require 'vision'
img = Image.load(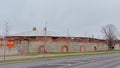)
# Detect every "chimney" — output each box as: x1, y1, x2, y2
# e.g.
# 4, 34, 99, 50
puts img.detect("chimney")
33, 27, 37, 31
